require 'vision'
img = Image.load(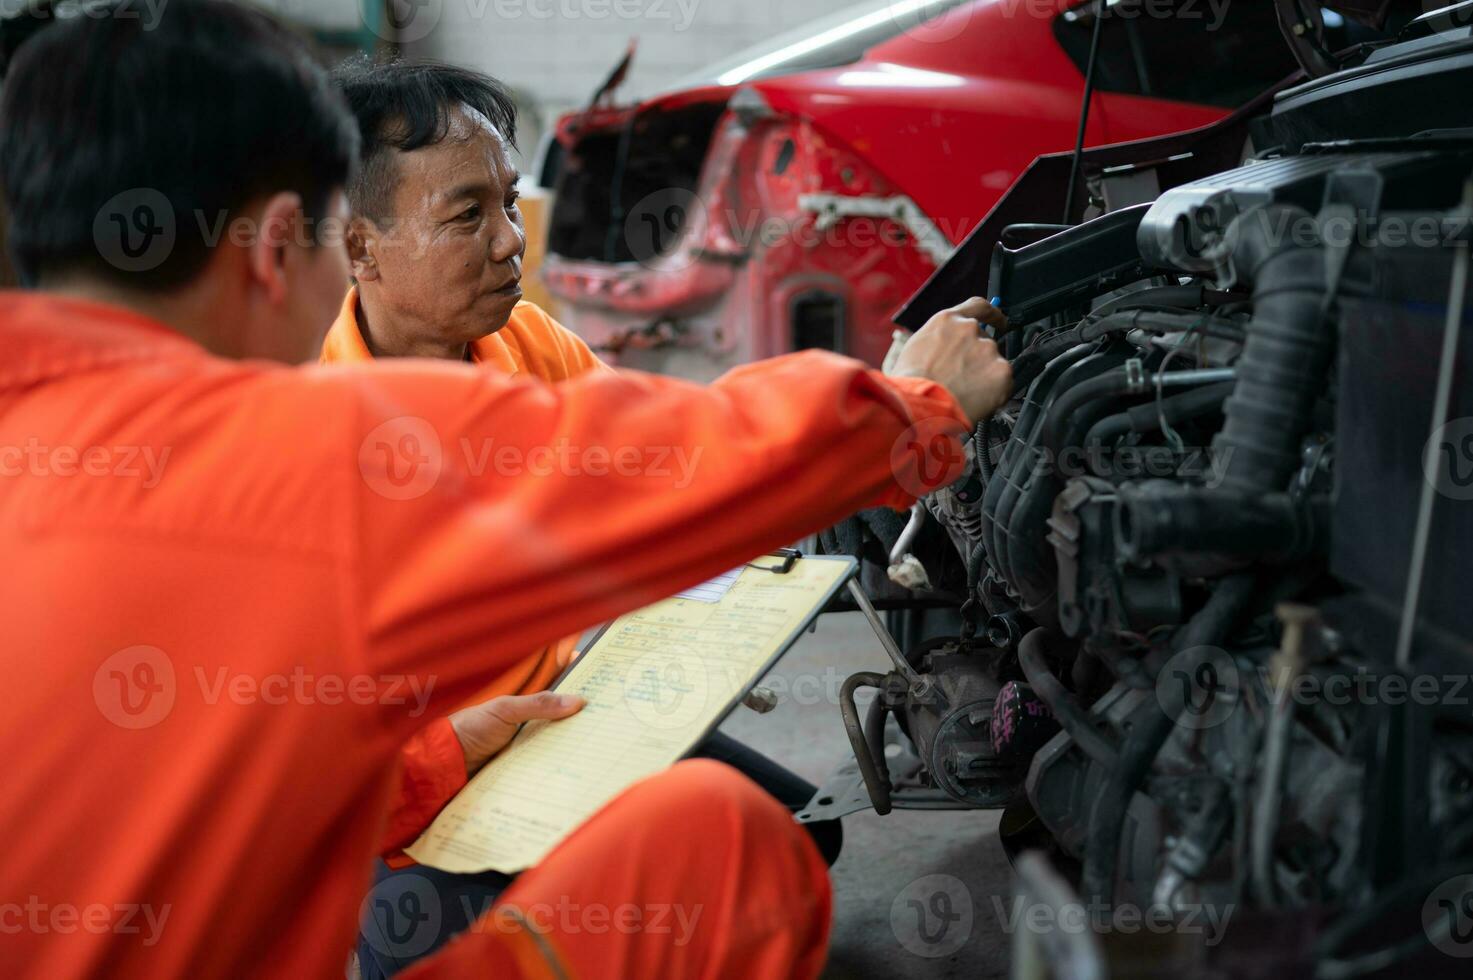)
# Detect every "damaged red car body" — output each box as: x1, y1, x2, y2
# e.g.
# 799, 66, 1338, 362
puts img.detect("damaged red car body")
538, 0, 1286, 376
